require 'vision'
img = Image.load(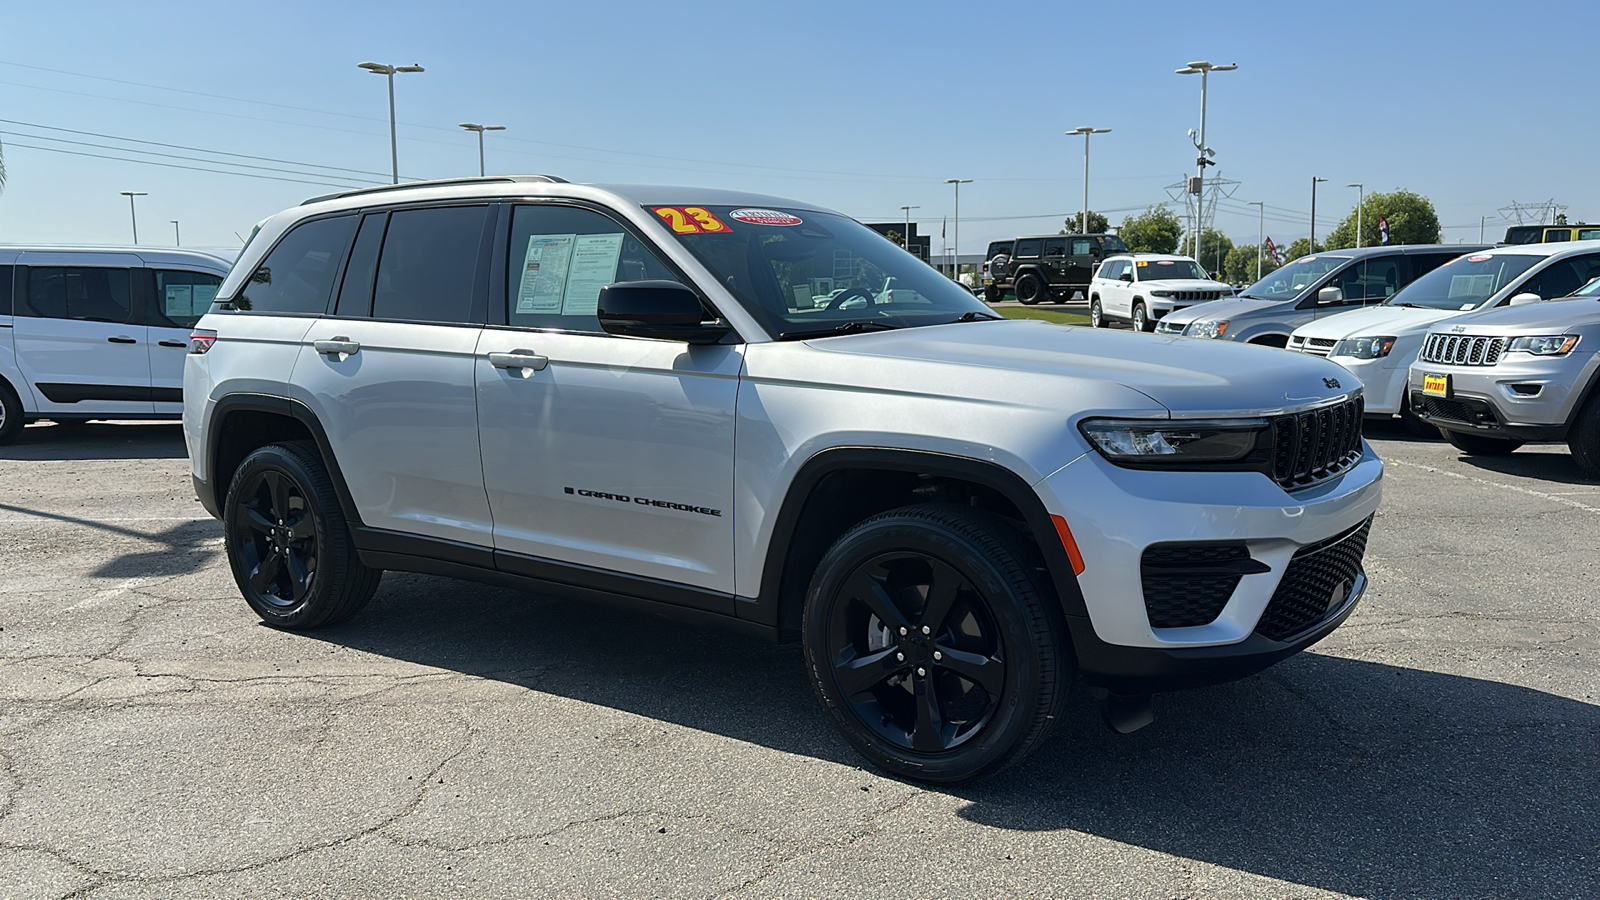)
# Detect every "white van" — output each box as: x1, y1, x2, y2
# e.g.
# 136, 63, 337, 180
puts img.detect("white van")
0, 245, 234, 442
